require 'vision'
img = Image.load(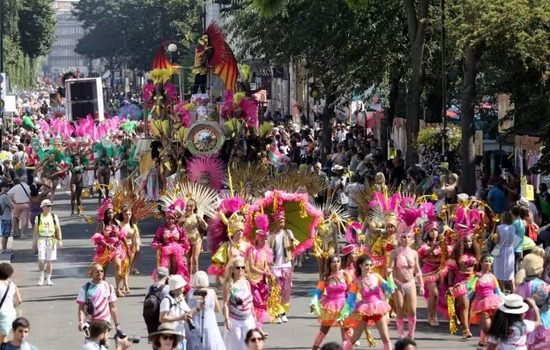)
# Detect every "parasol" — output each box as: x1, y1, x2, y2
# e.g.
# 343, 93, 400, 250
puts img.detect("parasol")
244, 190, 321, 256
